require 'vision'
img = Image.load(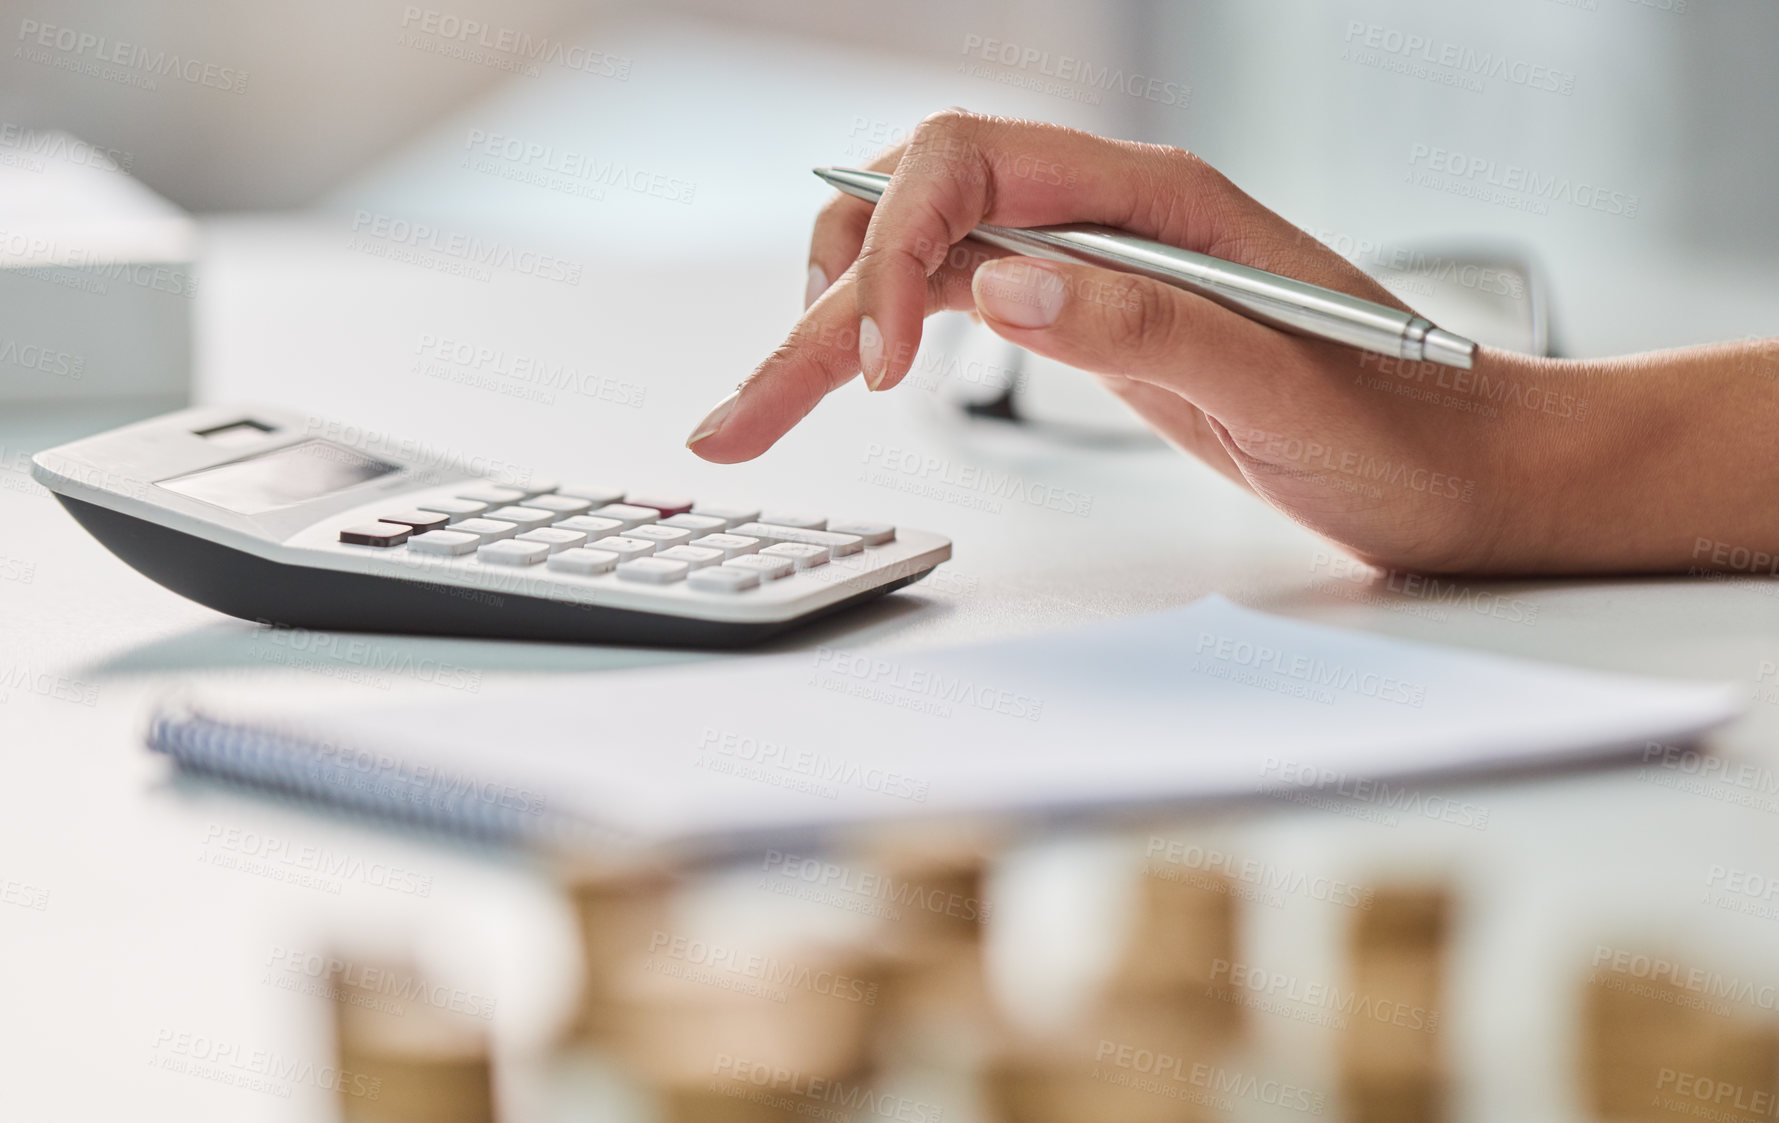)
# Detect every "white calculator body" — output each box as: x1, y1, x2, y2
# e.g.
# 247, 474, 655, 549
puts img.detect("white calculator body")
32, 405, 951, 647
